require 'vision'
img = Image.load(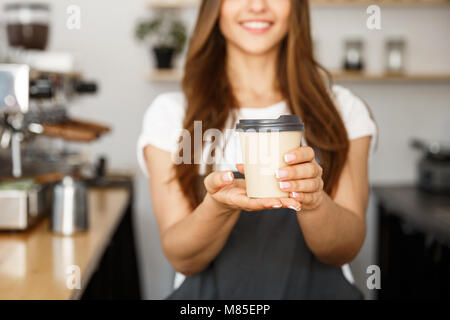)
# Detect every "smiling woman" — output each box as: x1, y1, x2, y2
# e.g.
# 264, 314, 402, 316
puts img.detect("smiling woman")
137, 0, 377, 300
220, 0, 290, 51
